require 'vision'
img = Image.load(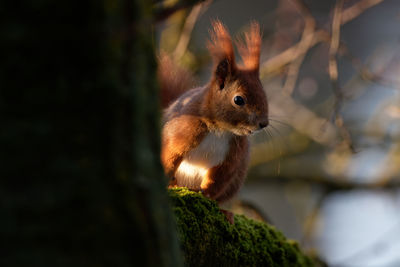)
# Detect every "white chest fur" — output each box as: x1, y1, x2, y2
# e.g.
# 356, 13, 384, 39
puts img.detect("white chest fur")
175, 131, 232, 190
